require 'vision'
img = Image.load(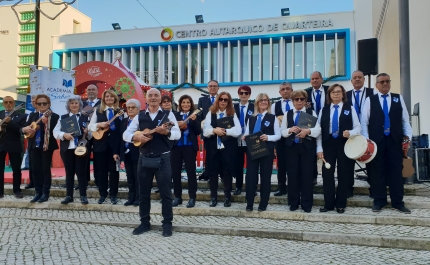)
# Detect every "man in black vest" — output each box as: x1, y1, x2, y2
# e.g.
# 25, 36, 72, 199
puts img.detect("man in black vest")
270, 82, 294, 196
361, 73, 412, 214
198, 80, 219, 181
123, 88, 180, 237
346, 70, 377, 198
233, 85, 254, 195
0, 96, 26, 198
305, 71, 329, 185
